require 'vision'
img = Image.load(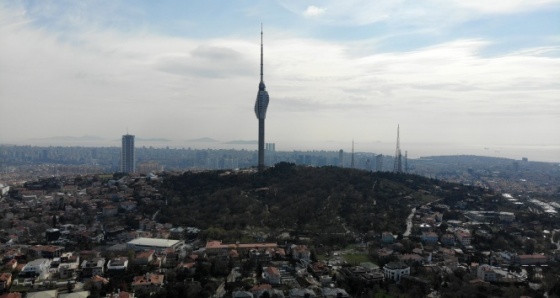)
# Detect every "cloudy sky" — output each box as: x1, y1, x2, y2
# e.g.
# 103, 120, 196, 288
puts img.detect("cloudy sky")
1, 0, 559, 161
